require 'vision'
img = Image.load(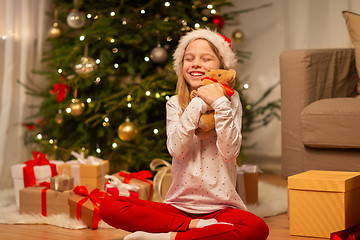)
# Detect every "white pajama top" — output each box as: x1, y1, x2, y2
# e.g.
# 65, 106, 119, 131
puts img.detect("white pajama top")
164, 91, 247, 214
